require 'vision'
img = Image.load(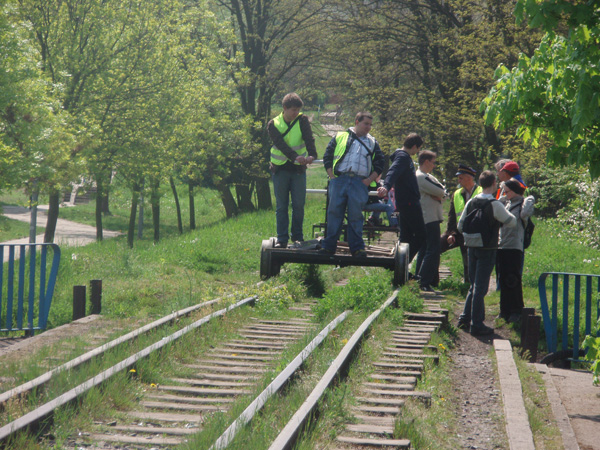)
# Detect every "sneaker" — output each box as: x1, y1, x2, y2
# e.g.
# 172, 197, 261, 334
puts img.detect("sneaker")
352, 249, 368, 258
317, 247, 335, 255
274, 241, 288, 249
470, 325, 494, 336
